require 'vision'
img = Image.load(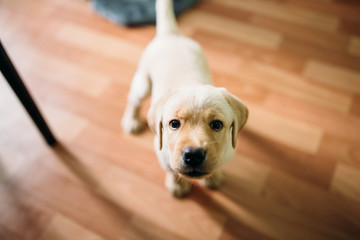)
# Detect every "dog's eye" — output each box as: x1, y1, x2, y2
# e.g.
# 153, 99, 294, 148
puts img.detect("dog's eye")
210, 120, 223, 131
169, 120, 181, 130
